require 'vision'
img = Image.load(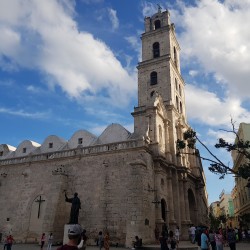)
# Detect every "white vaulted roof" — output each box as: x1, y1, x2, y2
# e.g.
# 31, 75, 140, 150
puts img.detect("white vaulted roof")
14, 140, 41, 157
39, 135, 66, 153
68, 130, 97, 148
94, 123, 131, 145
